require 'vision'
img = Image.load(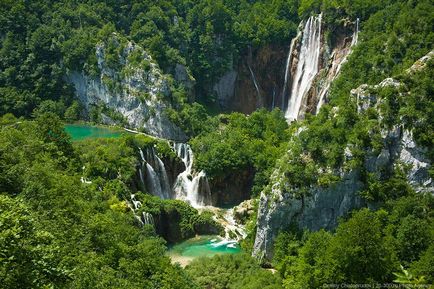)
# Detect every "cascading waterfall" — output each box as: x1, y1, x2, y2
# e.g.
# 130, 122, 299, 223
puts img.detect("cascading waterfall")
142, 212, 154, 226
172, 143, 211, 208
129, 194, 154, 226
138, 147, 171, 199
285, 14, 322, 122
315, 17, 360, 113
